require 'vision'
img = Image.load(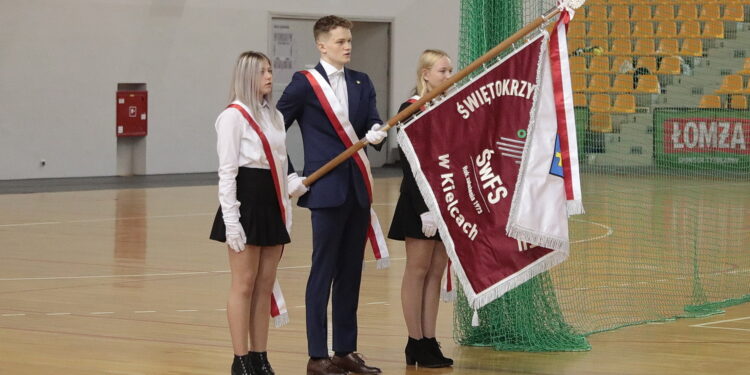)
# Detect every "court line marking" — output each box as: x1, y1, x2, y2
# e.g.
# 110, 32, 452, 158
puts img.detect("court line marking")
0, 219, 614, 283
571, 268, 750, 292
1, 303, 392, 319
3, 179, 741, 227
569, 218, 613, 244
0, 257, 408, 282
690, 326, 750, 333
691, 316, 750, 328
0, 213, 213, 228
